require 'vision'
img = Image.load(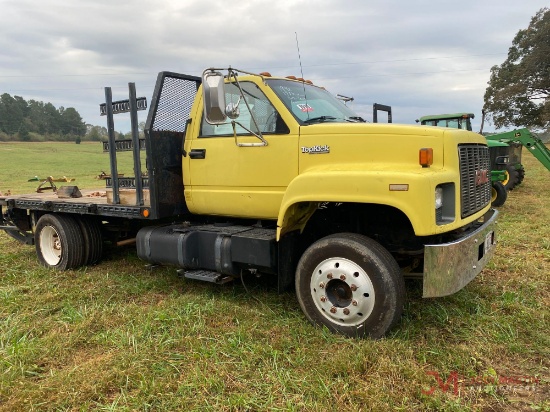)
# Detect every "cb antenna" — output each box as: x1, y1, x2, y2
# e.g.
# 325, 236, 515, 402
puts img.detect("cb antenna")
295, 32, 310, 119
